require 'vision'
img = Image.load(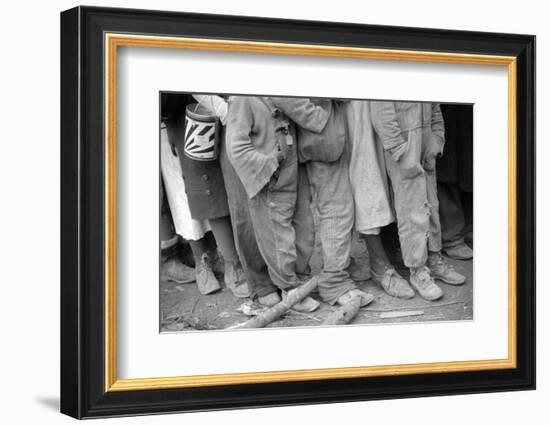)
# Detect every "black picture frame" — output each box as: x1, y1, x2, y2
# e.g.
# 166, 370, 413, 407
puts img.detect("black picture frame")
60, 5, 536, 419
